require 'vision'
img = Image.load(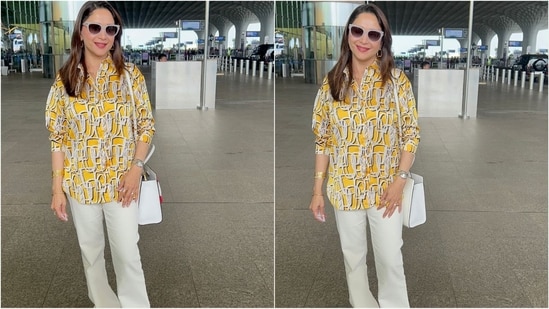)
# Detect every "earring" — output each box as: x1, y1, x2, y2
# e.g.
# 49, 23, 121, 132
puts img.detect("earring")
376, 49, 382, 58
80, 41, 84, 48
